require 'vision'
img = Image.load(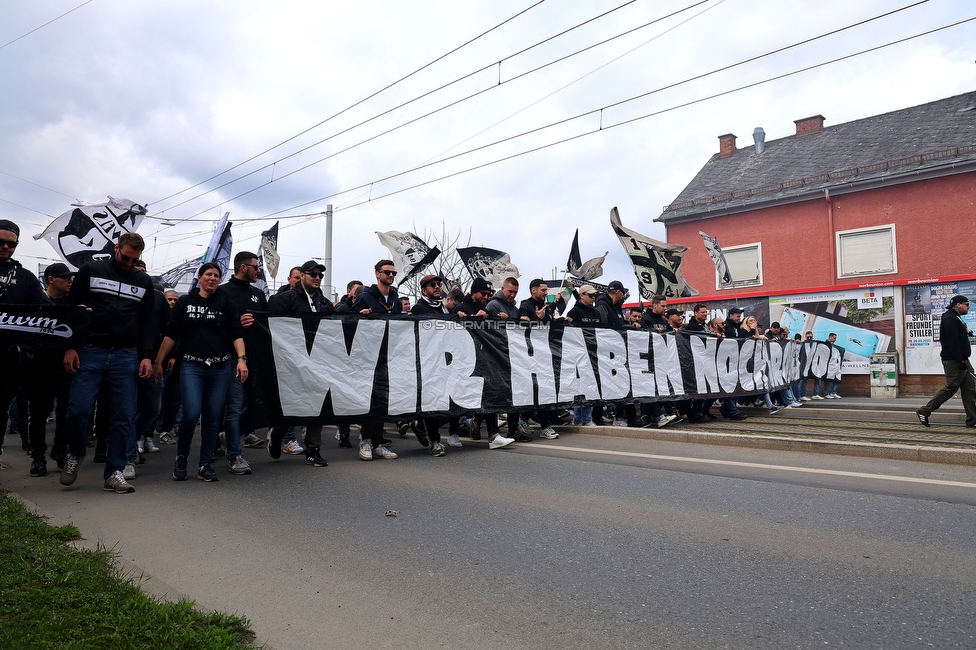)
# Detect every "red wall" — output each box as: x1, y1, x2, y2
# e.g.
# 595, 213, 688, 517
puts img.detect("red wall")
664, 172, 976, 297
